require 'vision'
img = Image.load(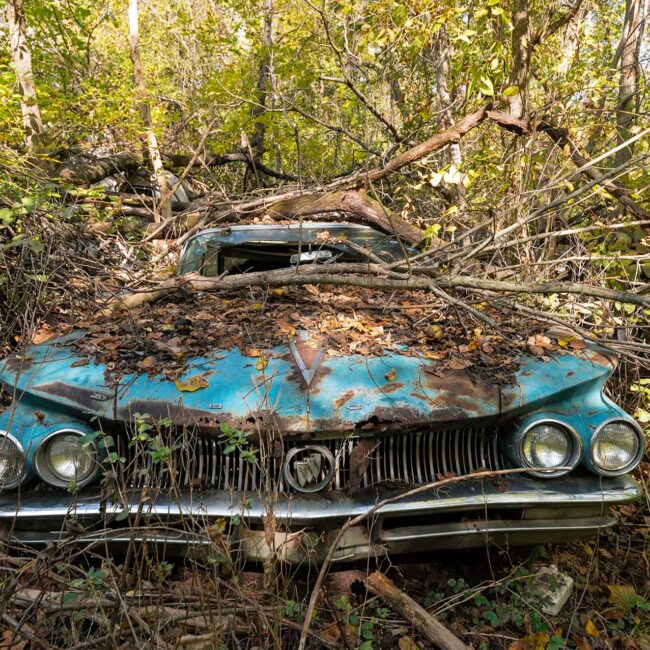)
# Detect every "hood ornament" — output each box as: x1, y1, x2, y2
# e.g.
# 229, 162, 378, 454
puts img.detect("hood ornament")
289, 331, 325, 387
